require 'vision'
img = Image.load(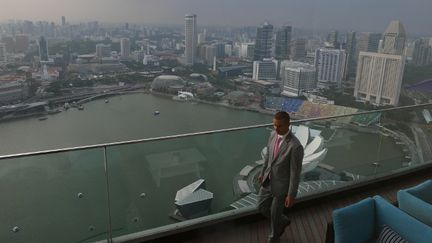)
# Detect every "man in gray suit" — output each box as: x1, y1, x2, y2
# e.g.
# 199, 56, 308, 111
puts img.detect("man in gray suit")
258, 111, 304, 243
